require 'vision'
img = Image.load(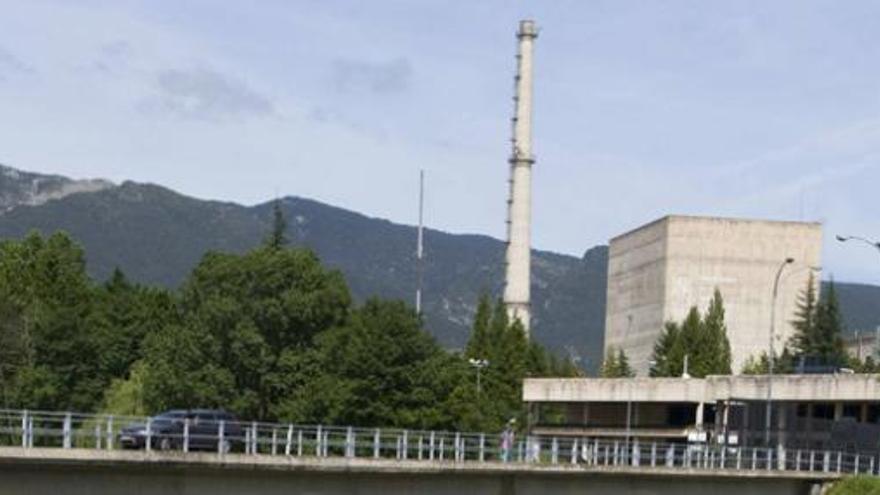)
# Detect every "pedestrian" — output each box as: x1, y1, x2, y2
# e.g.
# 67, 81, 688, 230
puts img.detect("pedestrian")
501, 418, 516, 462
